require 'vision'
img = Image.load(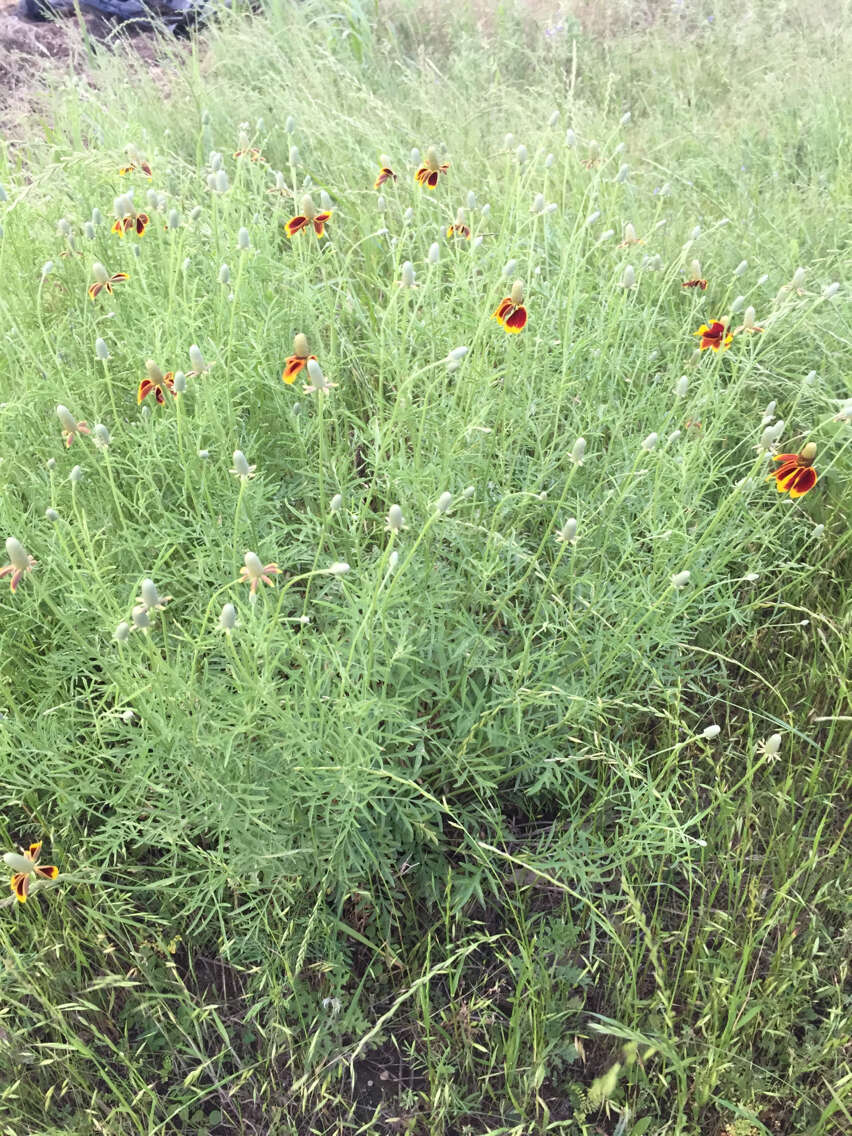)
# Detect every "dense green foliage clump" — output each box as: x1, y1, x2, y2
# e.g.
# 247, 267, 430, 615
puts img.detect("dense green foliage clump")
0, 1, 849, 1132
